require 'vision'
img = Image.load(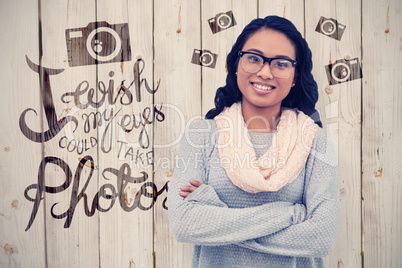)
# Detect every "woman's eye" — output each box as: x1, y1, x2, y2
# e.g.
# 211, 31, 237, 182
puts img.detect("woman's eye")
274, 60, 290, 68
247, 55, 262, 63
